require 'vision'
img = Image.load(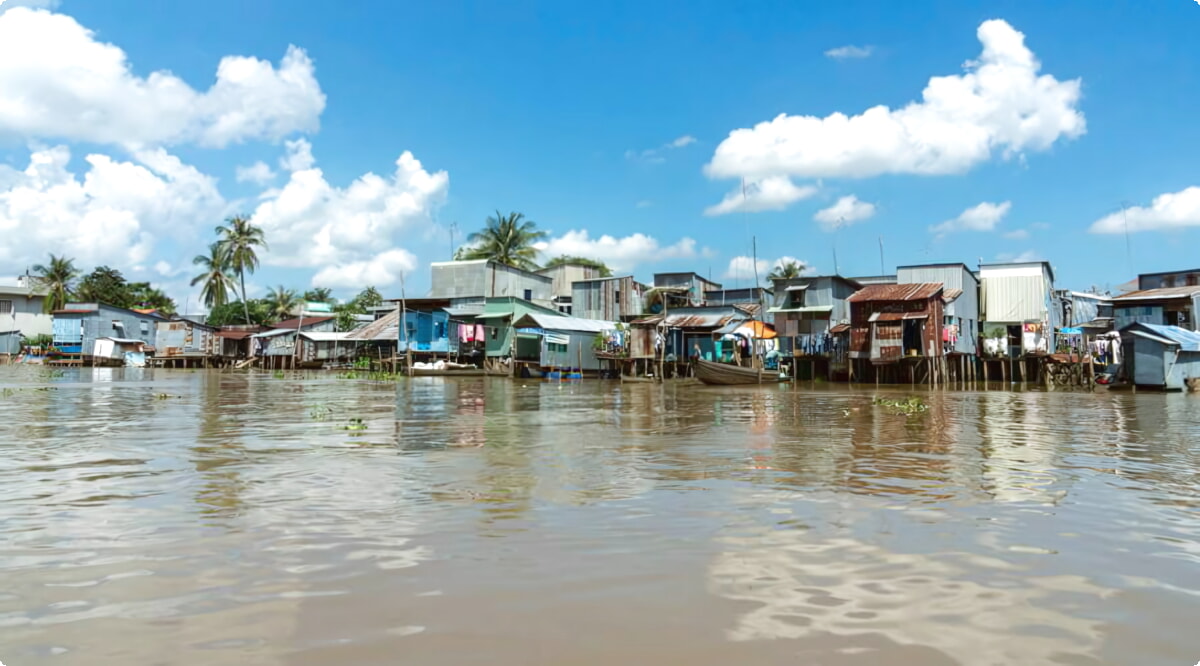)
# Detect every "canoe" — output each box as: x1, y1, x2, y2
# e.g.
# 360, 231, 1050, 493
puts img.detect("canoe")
694, 359, 781, 386
409, 367, 486, 377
